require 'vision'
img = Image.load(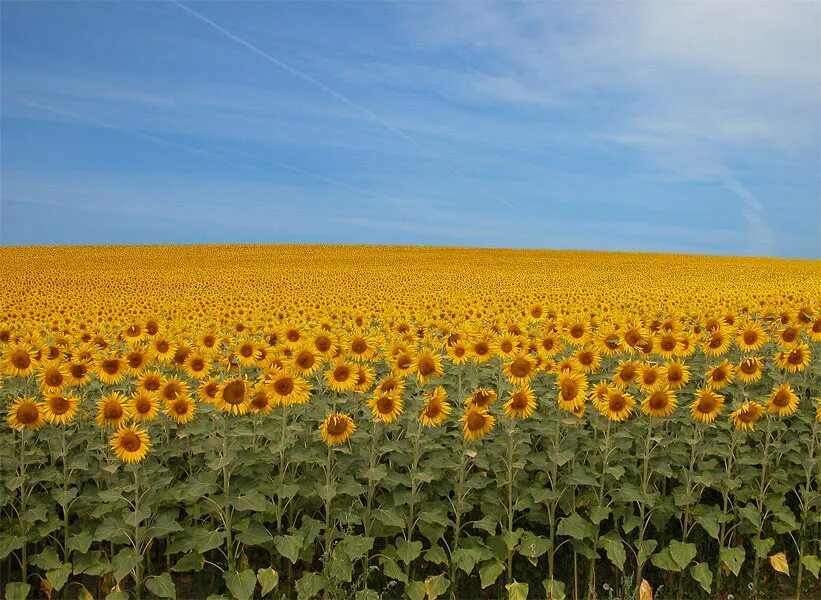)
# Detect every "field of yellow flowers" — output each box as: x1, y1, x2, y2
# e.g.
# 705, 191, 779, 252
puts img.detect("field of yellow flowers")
1, 245, 820, 600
